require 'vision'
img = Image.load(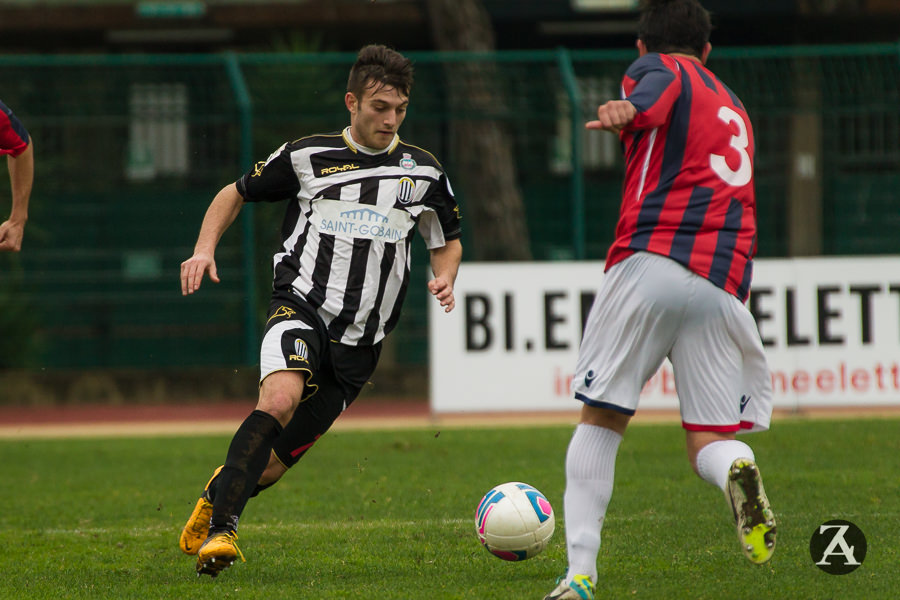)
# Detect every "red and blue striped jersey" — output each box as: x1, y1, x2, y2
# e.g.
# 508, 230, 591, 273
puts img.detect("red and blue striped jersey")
605, 52, 758, 302
0, 100, 29, 157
